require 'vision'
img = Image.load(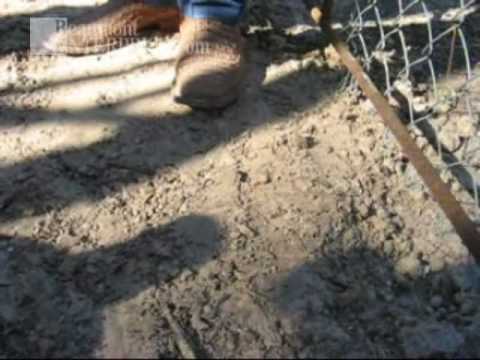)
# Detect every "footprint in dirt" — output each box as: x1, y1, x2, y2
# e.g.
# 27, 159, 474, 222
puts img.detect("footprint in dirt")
0, 214, 222, 358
